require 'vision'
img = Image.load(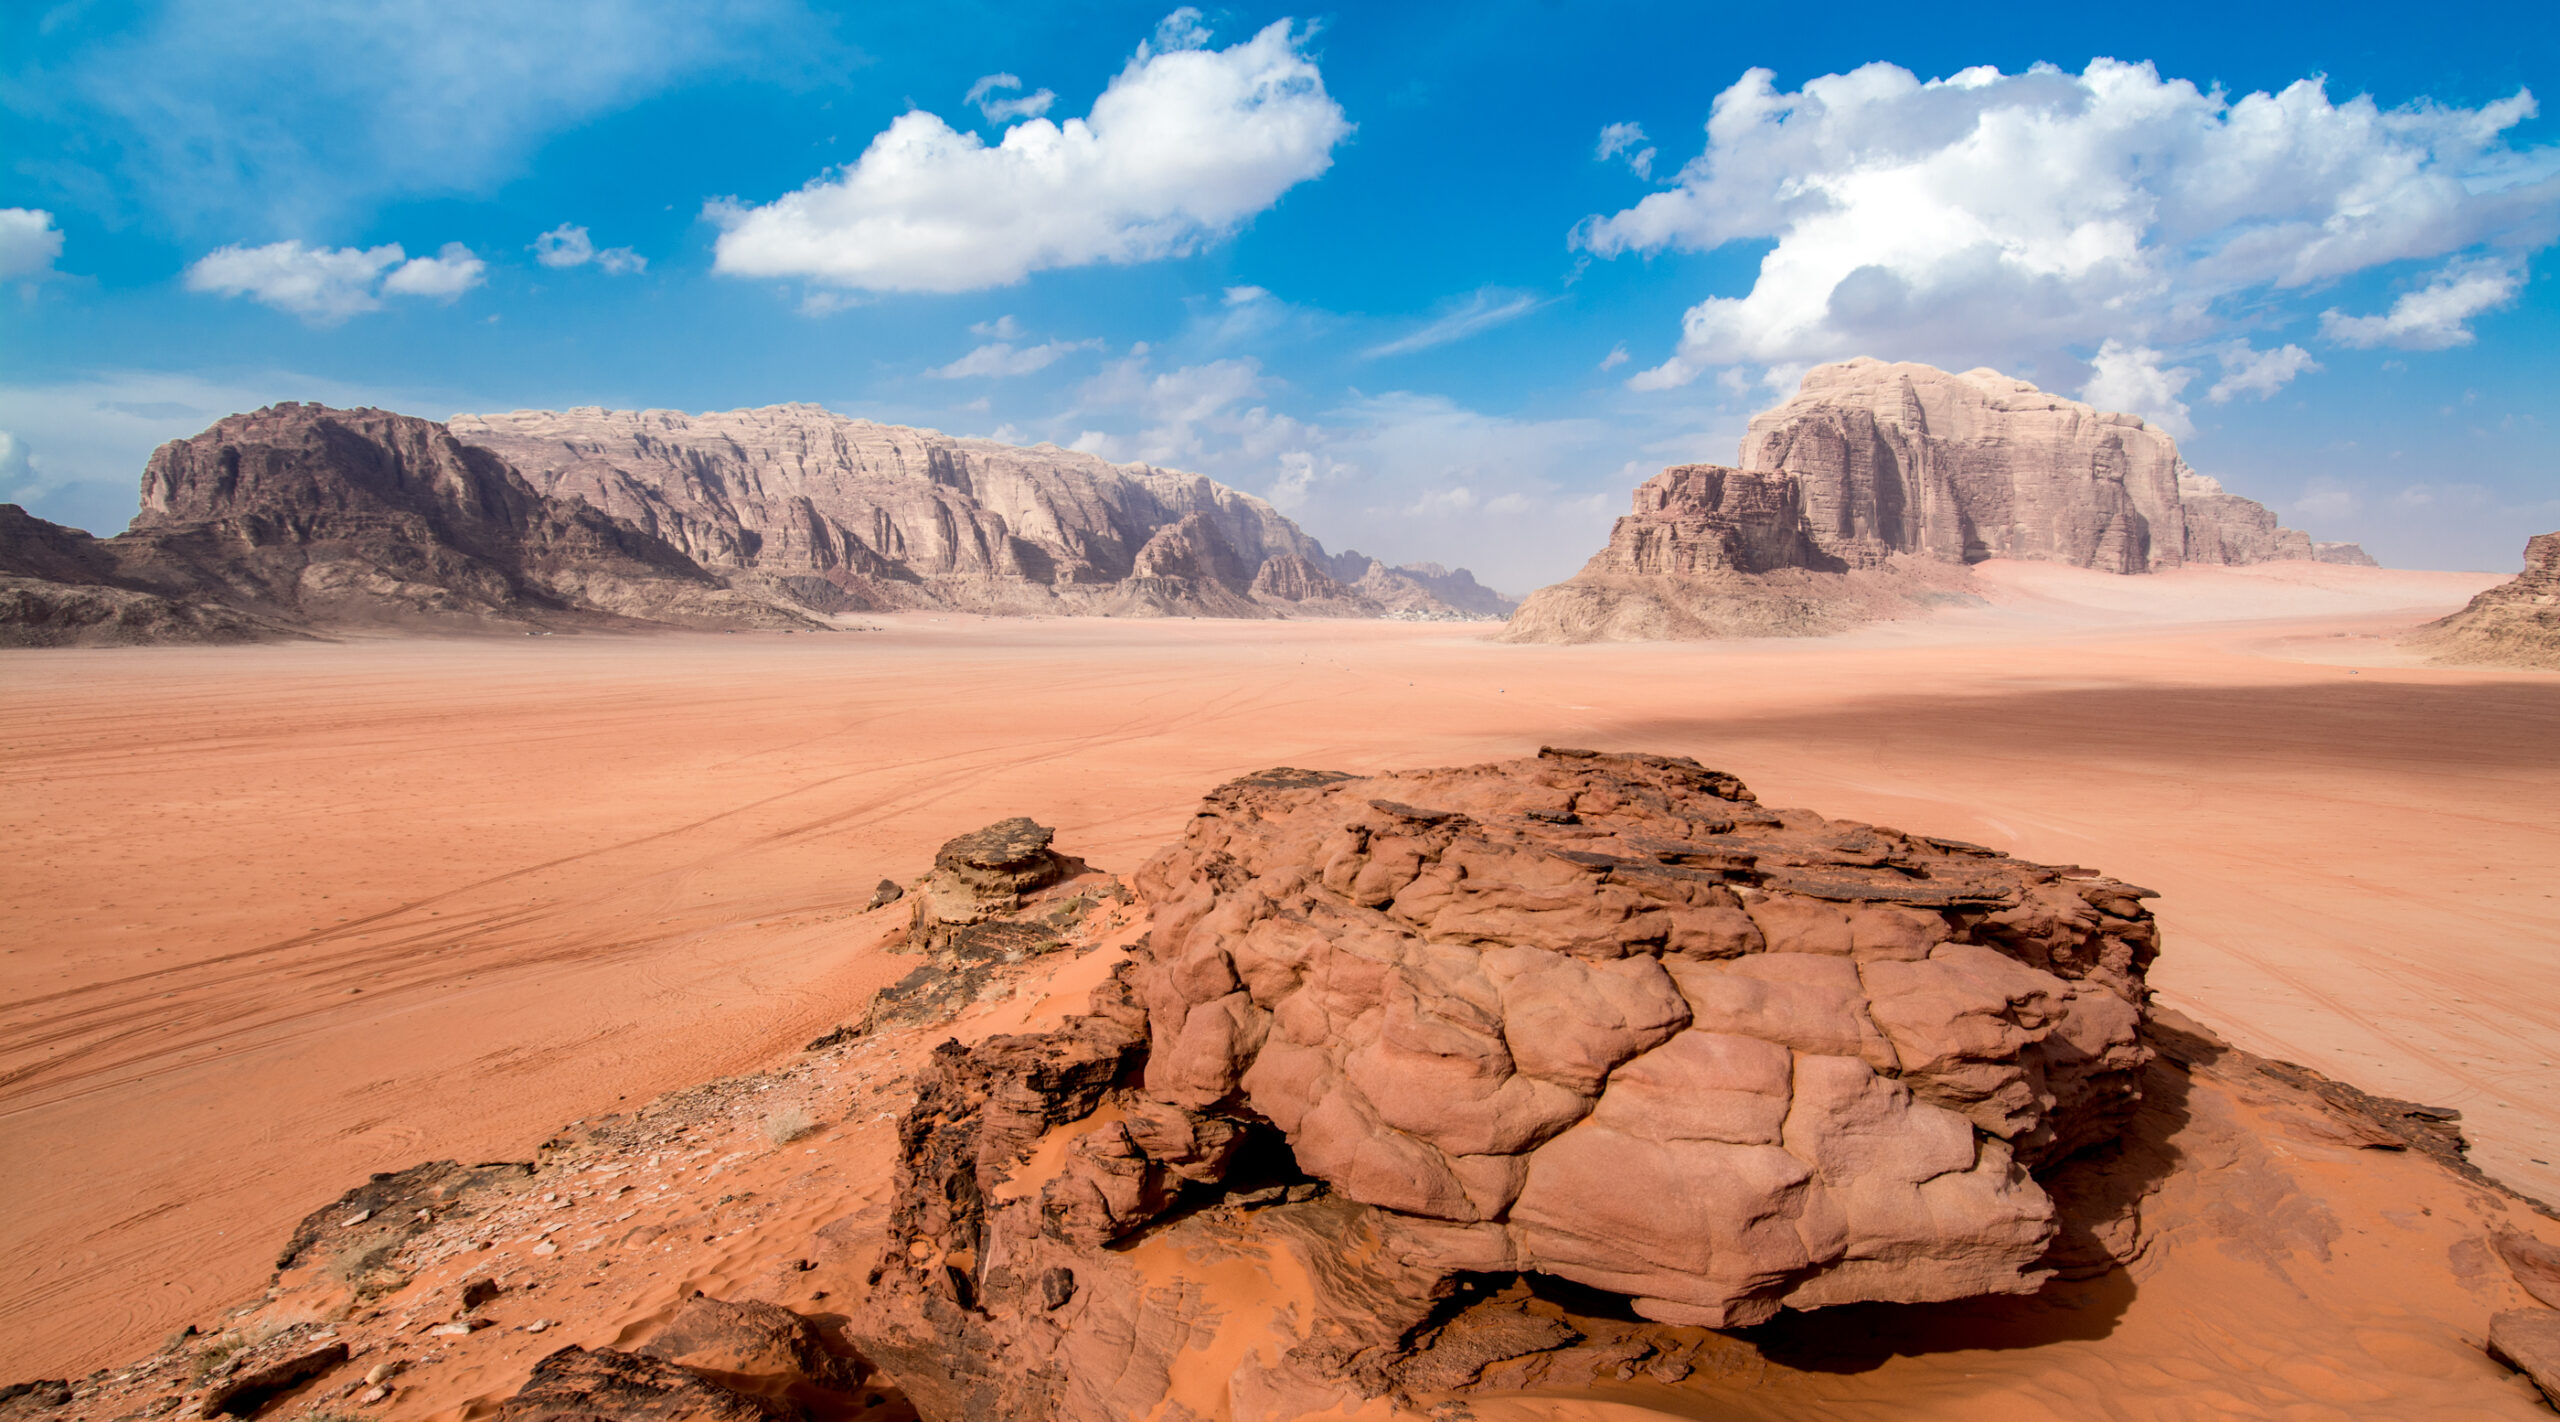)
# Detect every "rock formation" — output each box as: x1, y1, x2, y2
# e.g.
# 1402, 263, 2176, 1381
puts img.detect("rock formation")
1508, 359, 2372, 642
2405, 531, 2560, 669
448, 404, 1511, 620
34, 755, 2560, 1422
849, 750, 2161, 1416
0, 405, 812, 646
1, 403, 1511, 646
